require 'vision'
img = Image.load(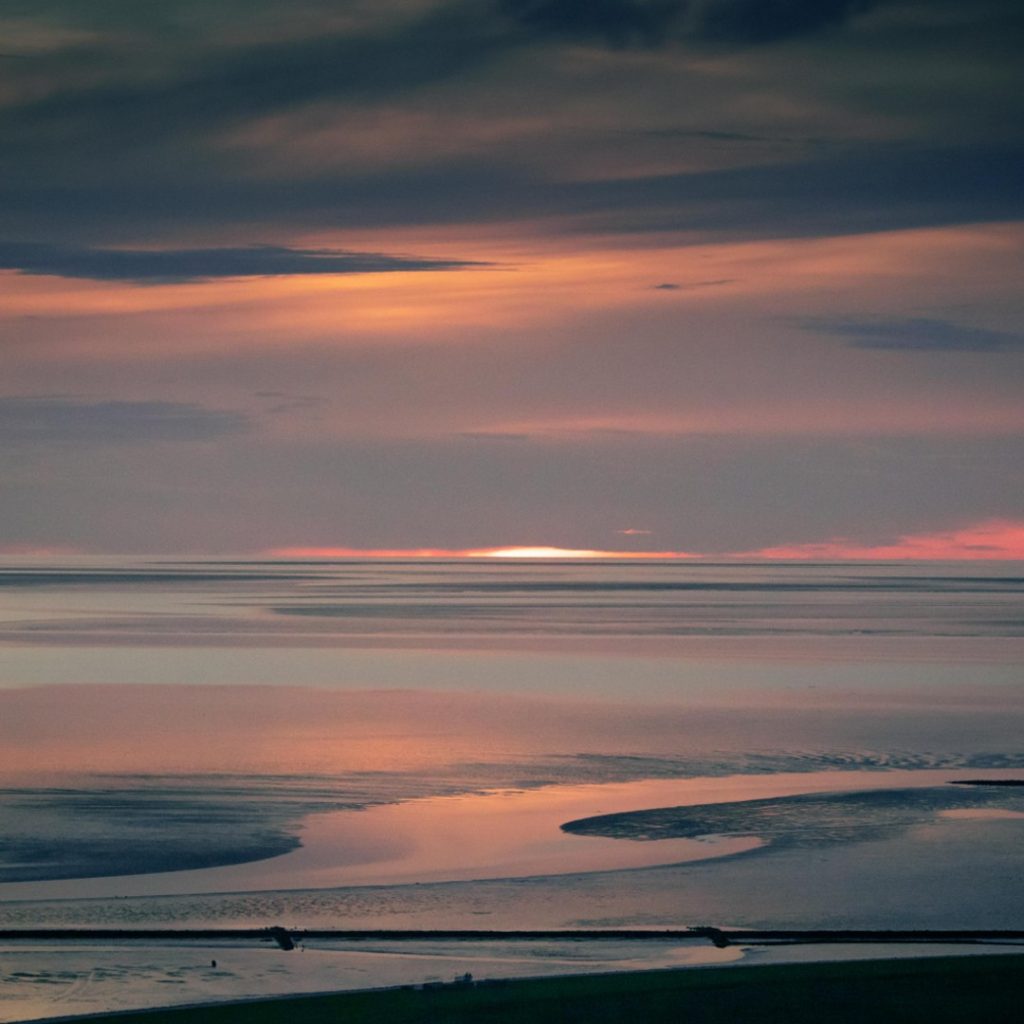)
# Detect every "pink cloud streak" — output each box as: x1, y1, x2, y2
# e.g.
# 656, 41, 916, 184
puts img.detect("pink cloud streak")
742, 519, 1024, 561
